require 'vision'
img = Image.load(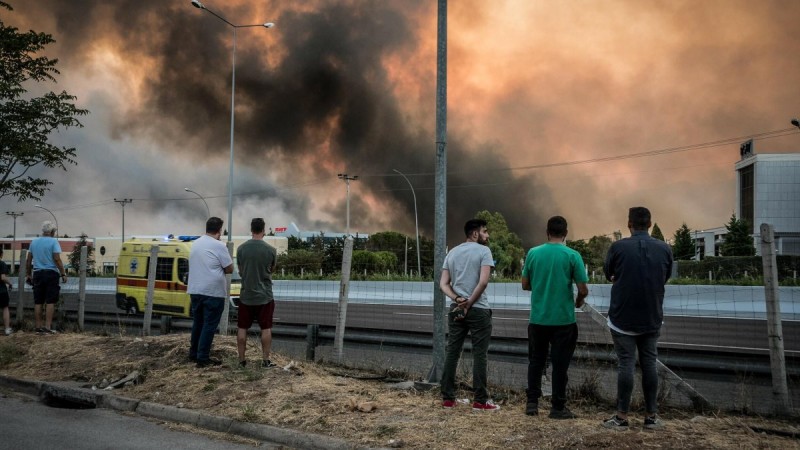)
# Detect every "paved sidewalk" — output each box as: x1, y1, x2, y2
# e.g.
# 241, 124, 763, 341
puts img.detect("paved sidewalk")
0, 375, 379, 450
